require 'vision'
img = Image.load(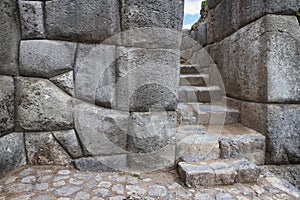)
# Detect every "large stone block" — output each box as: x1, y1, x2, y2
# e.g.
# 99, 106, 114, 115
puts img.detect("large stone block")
0, 76, 15, 135
20, 40, 77, 78
0, 0, 20, 75
0, 133, 26, 178
121, 0, 184, 31
17, 77, 74, 131
212, 15, 300, 102
266, 104, 300, 164
127, 112, 177, 153
45, 0, 120, 43
74, 44, 117, 108
74, 102, 129, 156
207, 0, 222, 9
212, 0, 299, 42
127, 144, 175, 172
19, 1, 45, 39
115, 47, 180, 112
50, 71, 74, 97
241, 101, 300, 164
25, 132, 73, 166
74, 155, 126, 172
